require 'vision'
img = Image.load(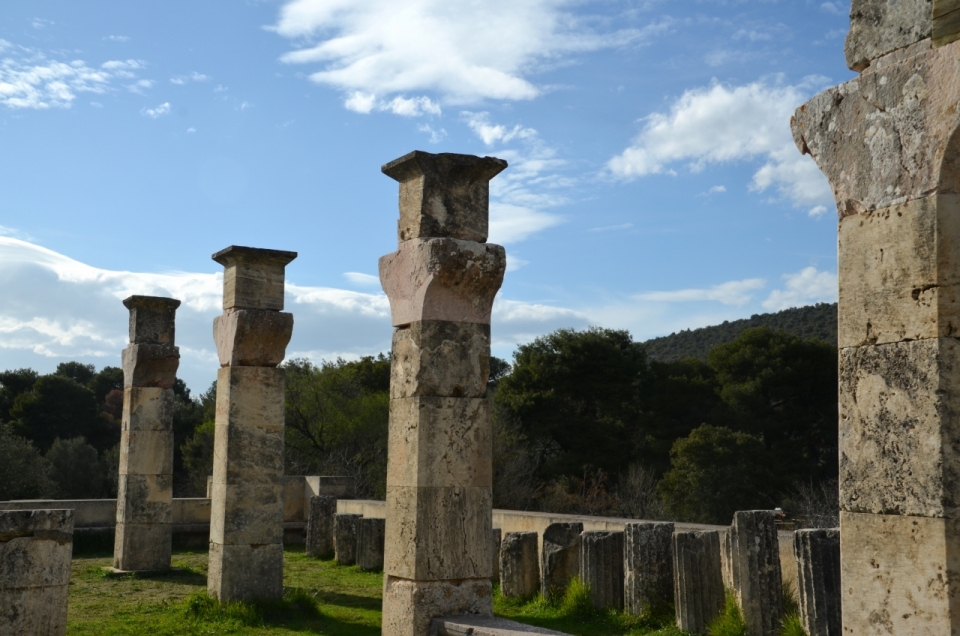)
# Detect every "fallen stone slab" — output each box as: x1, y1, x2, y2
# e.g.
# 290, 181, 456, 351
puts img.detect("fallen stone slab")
430, 615, 572, 635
